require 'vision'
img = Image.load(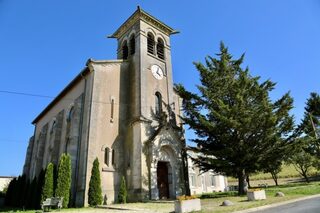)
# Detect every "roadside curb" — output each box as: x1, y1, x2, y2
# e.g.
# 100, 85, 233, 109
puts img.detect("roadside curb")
234, 194, 320, 213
